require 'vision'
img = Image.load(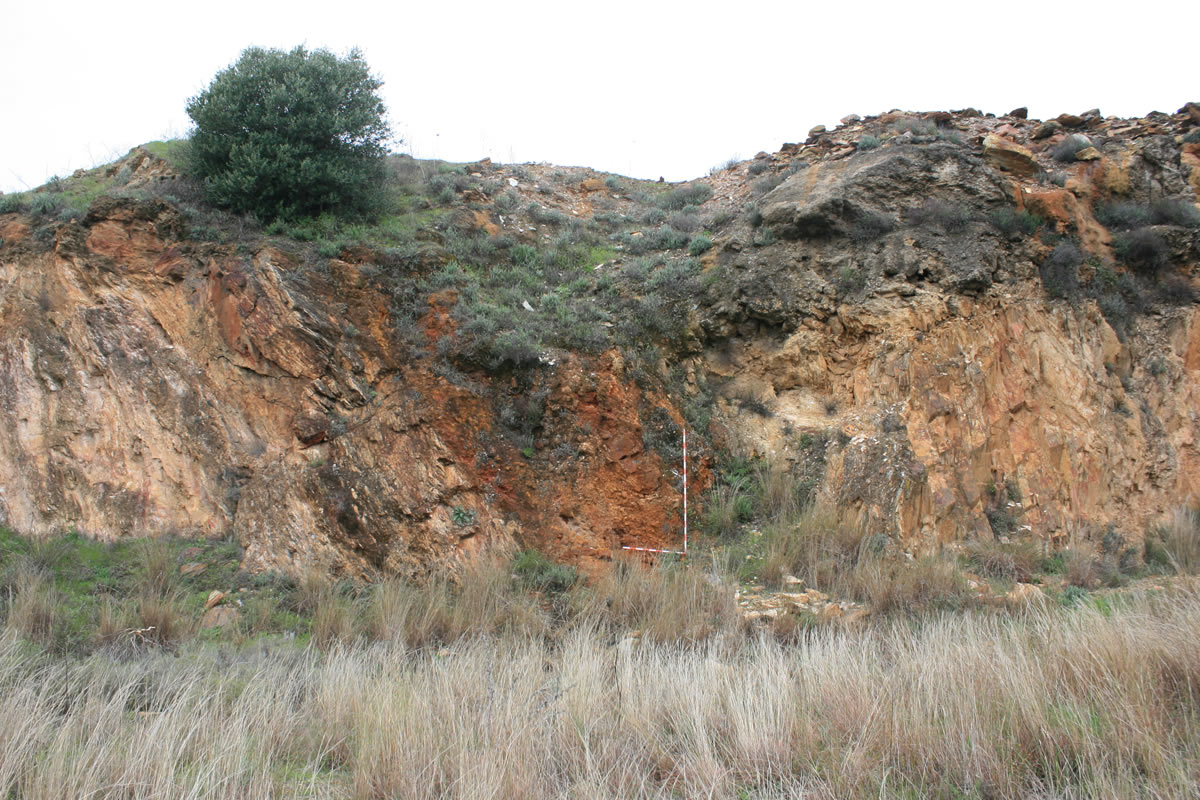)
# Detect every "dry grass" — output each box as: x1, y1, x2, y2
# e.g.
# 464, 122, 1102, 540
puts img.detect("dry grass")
137, 536, 176, 597
1161, 505, 1200, 573
0, 585, 1196, 798
578, 554, 742, 643
3, 568, 67, 650
965, 536, 1040, 582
